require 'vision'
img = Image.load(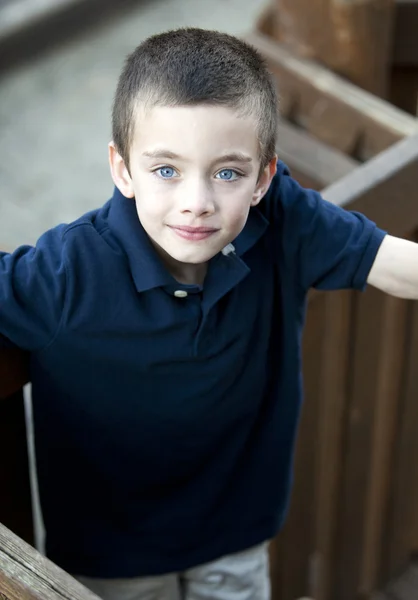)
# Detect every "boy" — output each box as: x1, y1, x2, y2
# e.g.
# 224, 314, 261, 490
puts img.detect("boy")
1, 27, 417, 600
